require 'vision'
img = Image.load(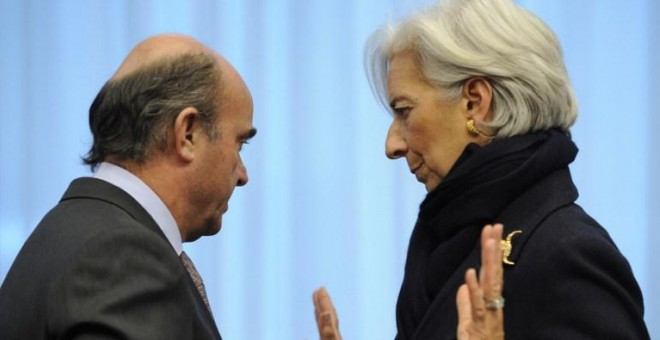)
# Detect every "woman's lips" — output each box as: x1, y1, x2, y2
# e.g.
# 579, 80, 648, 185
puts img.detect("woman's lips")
411, 165, 425, 183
